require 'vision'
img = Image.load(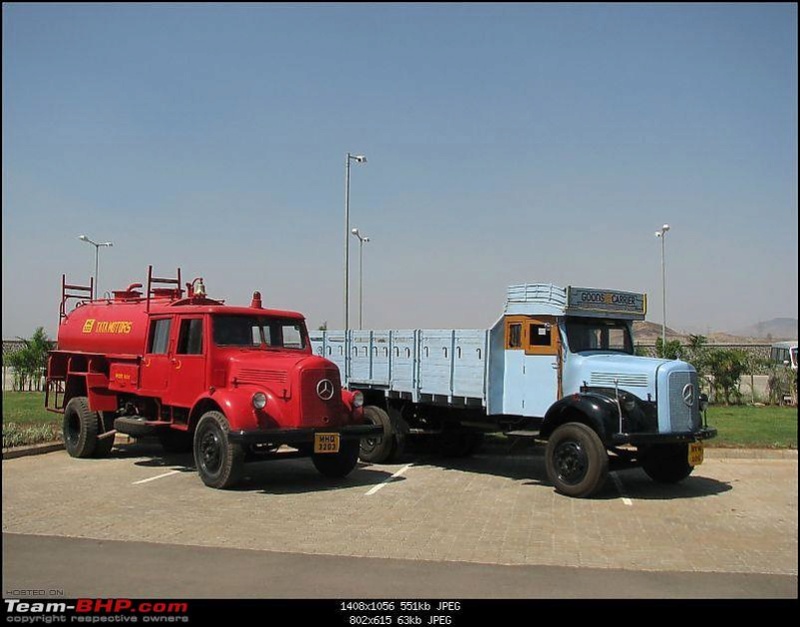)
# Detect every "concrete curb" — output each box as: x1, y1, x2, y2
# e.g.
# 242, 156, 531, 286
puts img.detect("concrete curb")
2, 441, 64, 459
705, 447, 797, 460
2, 434, 132, 460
